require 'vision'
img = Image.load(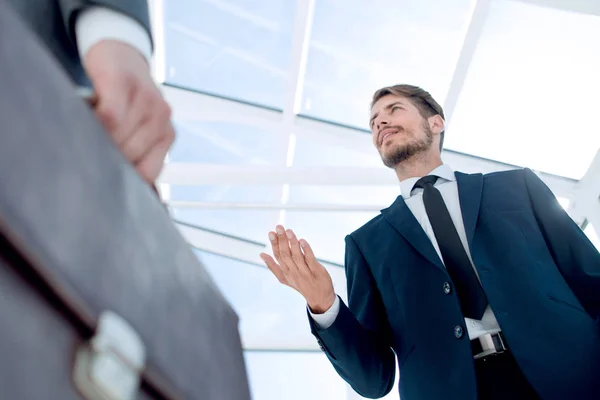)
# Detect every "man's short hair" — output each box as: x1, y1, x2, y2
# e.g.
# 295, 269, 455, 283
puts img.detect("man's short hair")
371, 84, 445, 151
